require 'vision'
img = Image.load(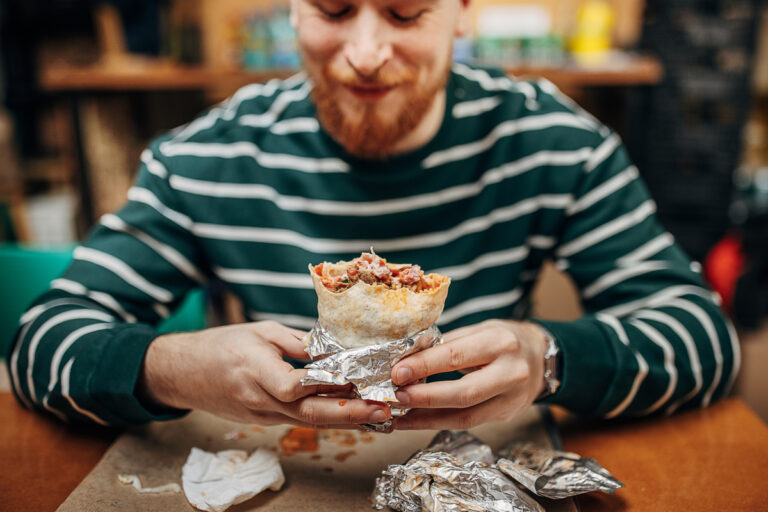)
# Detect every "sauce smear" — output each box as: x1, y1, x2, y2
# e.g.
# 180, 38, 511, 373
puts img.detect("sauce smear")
280, 427, 319, 456
335, 450, 357, 462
